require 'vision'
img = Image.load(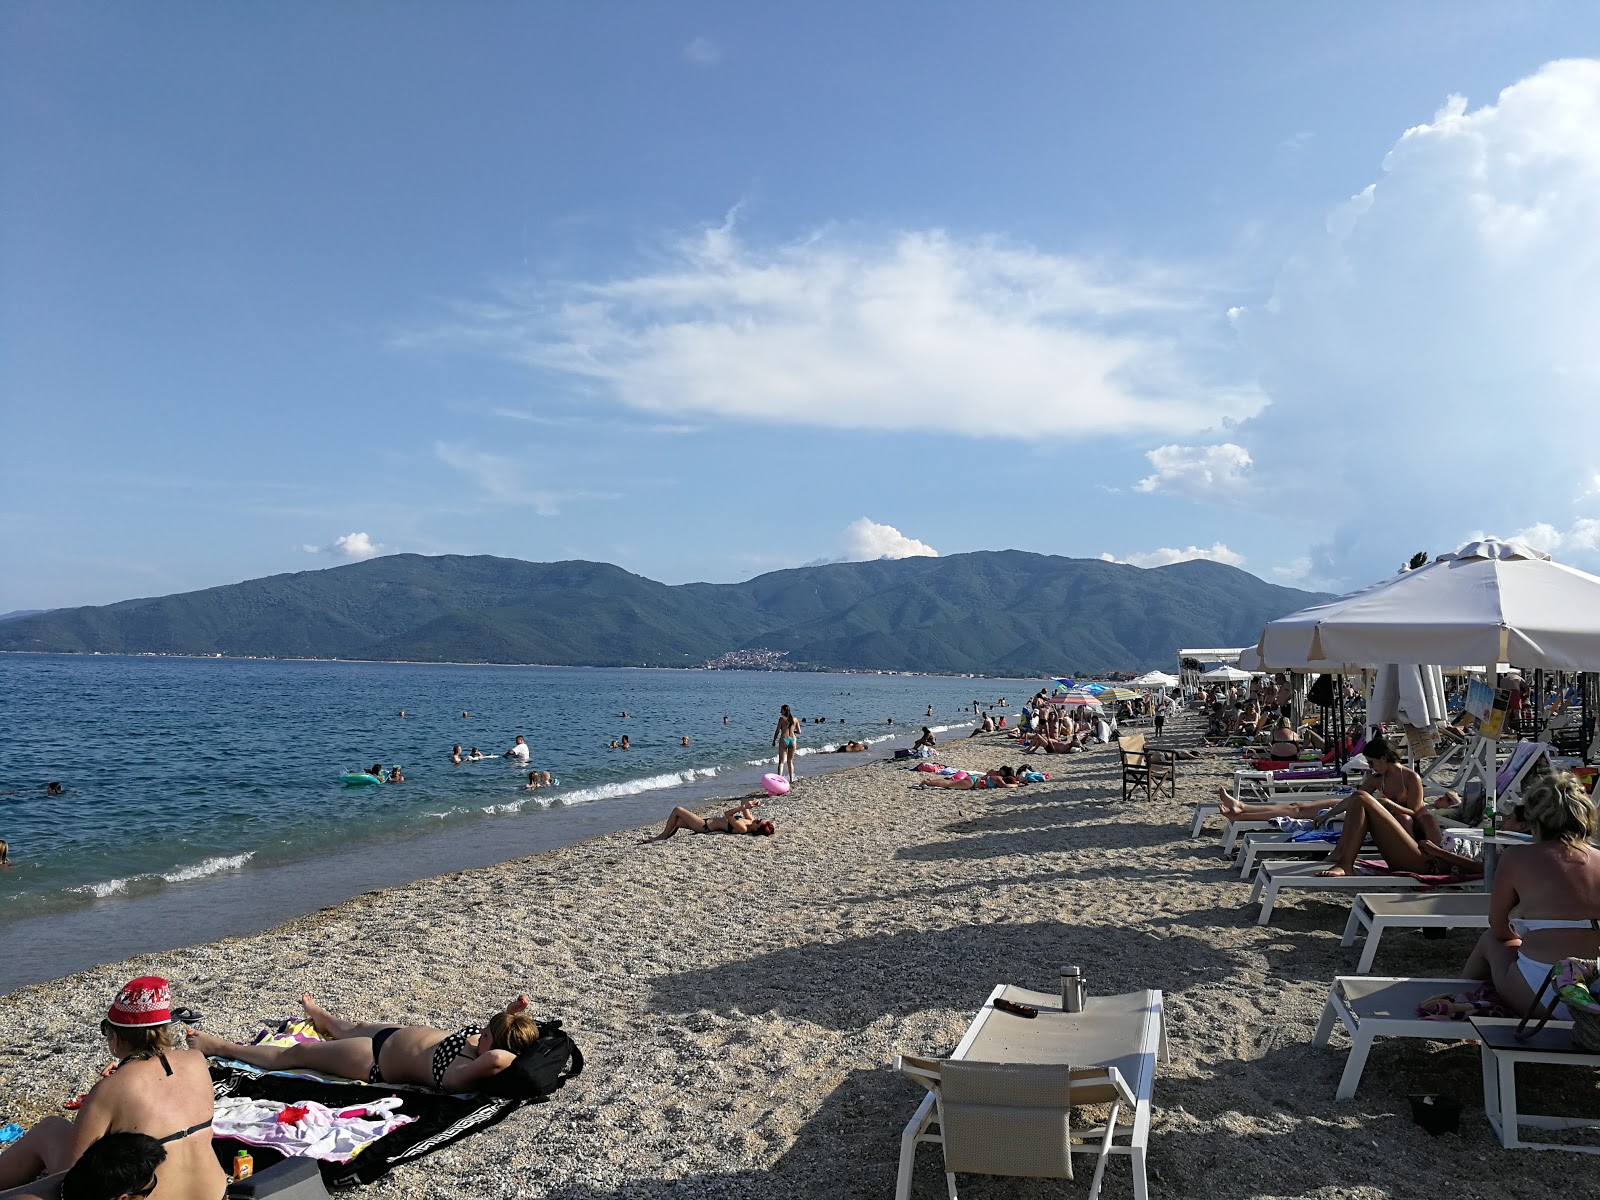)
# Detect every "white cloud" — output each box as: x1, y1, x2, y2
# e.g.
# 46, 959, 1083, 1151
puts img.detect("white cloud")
840, 518, 938, 561
1270, 557, 1312, 582
300, 532, 388, 561
434, 442, 620, 515
1224, 58, 1600, 585
1502, 518, 1600, 555
410, 222, 1262, 441
1133, 443, 1253, 499
1100, 542, 1245, 568
683, 36, 722, 67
